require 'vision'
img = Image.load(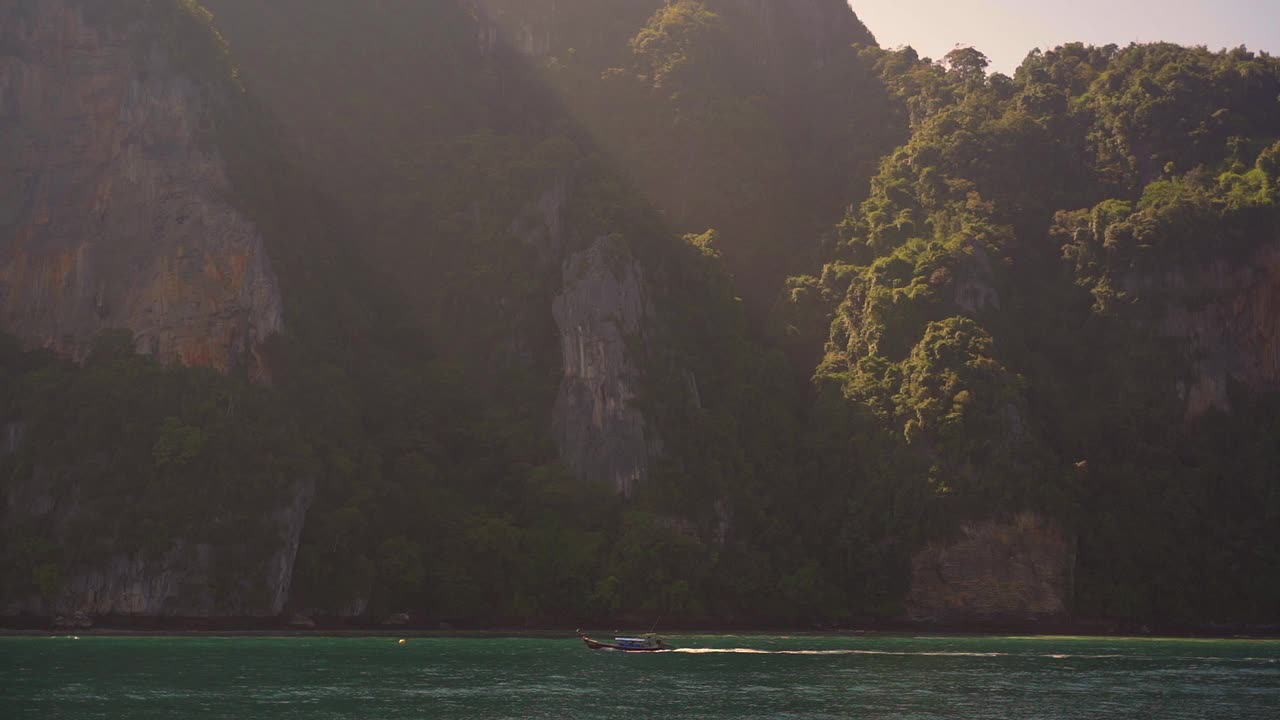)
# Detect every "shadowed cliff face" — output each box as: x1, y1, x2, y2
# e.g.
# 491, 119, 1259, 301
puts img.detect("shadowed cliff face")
906, 512, 1074, 621
717, 0, 876, 70
4, 477, 311, 618
204, 0, 671, 494
0, 0, 306, 620
553, 235, 654, 496
201, 0, 888, 499
1153, 242, 1280, 419
472, 0, 659, 61
473, 0, 874, 65
0, 0, 283, 378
